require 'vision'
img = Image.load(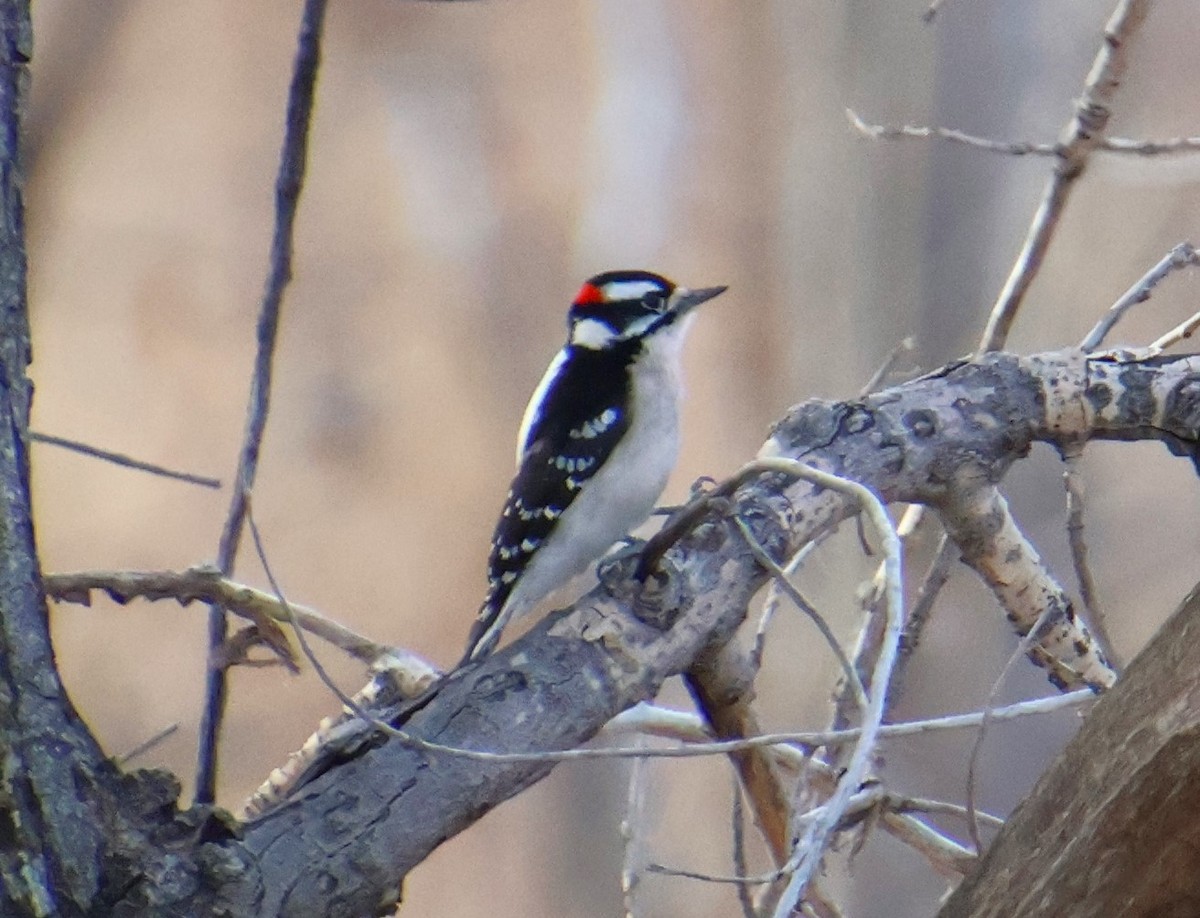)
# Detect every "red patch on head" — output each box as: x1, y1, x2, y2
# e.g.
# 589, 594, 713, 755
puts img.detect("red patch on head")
573, 282, 605, 309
